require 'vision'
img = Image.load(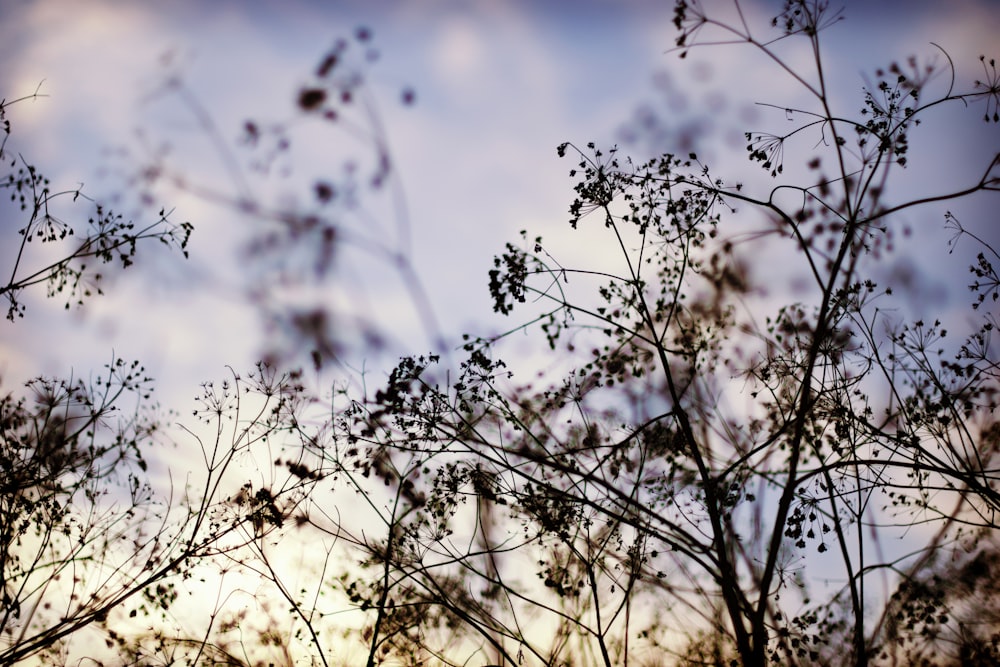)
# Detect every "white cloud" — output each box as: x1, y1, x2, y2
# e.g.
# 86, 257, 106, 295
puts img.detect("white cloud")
432, 15, 488, 85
